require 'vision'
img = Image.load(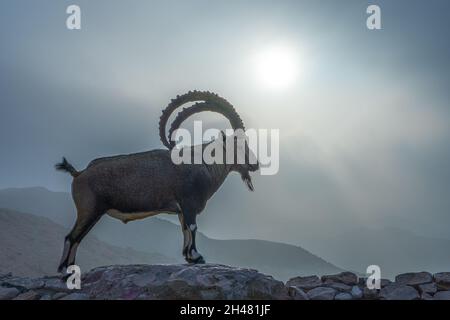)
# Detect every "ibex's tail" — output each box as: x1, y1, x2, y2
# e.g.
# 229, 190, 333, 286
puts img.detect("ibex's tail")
55, 157, 80, 177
